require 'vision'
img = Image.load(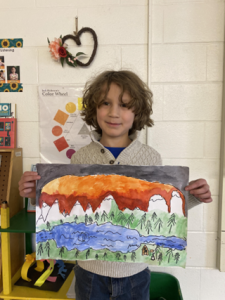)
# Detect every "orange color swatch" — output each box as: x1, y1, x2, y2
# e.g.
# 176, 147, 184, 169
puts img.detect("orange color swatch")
53, 110, 69, 125
52, 126, 63, 136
